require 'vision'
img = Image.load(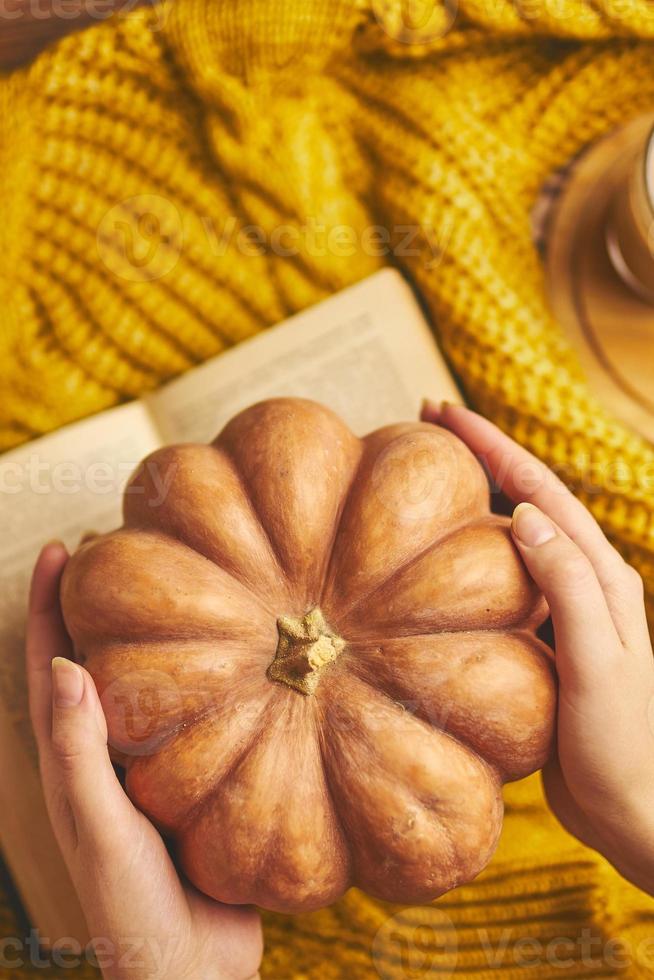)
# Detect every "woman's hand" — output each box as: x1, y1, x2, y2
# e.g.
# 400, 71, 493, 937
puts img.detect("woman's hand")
27, 542, 263, 980
422, 400, 654, 897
